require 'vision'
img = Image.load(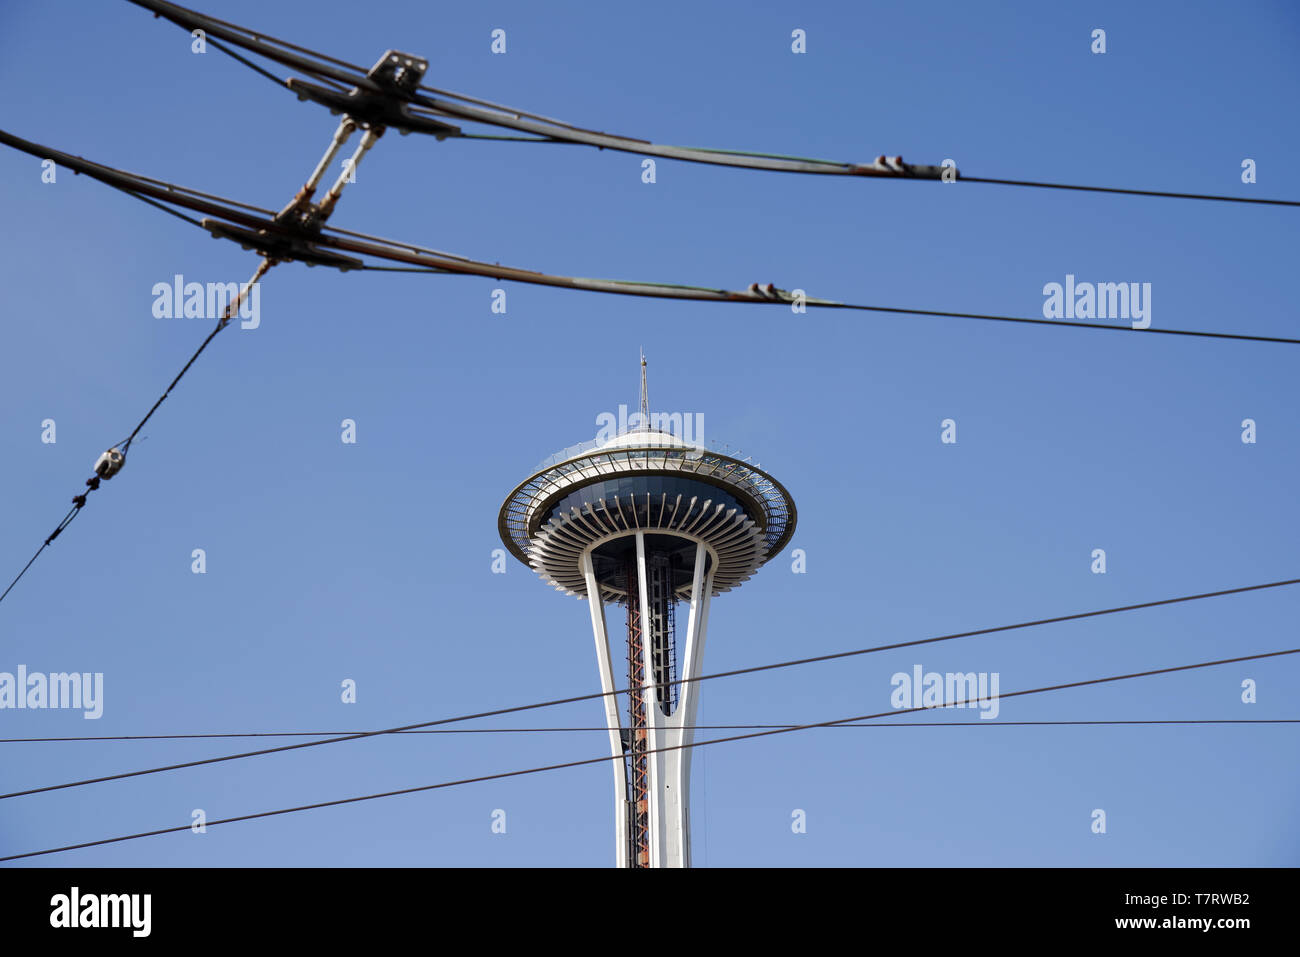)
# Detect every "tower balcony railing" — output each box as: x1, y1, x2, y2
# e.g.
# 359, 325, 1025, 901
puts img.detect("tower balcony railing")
500, 427, 797, 569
